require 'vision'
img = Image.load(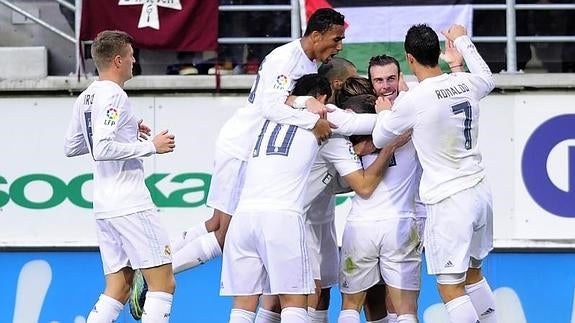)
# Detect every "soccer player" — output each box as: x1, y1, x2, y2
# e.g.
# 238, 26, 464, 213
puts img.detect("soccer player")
317, 56, 358, 104
128, 8, 345, 319
338, 93, 421, 323
372, 24, 496, 323
64, 30, 176, 323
